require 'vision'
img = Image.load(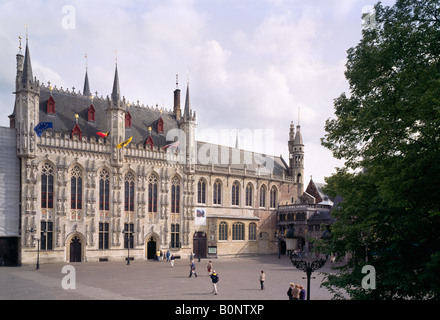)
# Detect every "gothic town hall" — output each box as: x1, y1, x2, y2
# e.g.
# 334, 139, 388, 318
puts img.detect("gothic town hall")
0, 40, 307, 265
